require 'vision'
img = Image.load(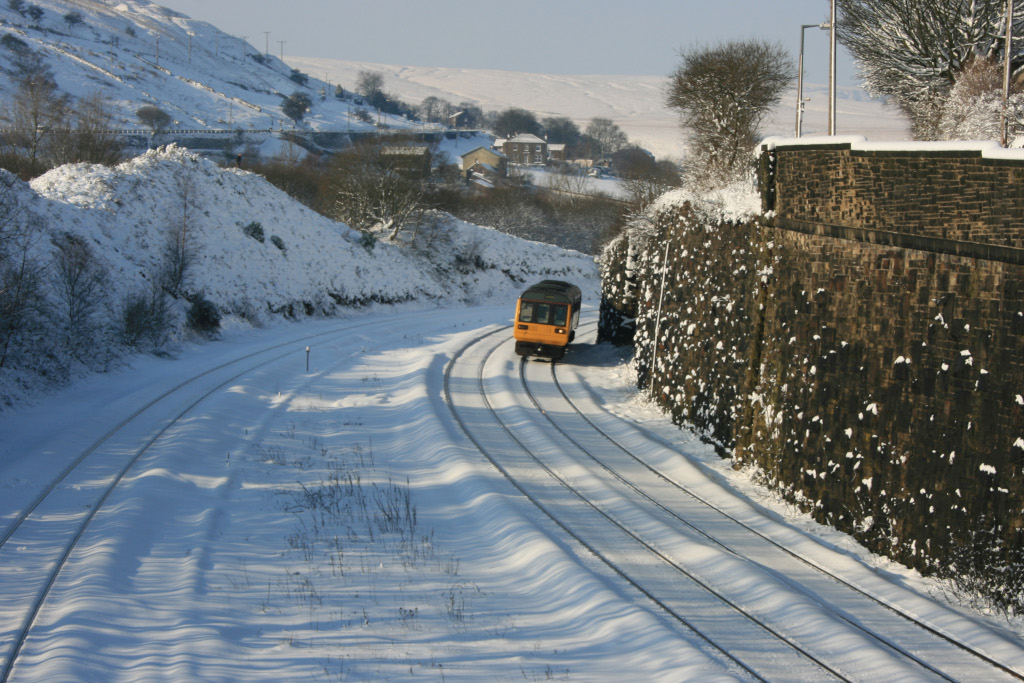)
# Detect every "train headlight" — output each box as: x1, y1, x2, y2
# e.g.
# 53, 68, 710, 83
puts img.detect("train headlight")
555, 328, 566, 334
